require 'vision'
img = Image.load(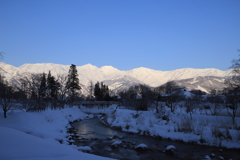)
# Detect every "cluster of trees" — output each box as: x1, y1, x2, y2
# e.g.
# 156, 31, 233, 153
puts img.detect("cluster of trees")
0, 64, 81, 117
116, 53, 240, 125
117, 77, 239, 124
118, 84, 154, 111
0, 57, 114, 118
94, 82, 110, 101
118, 81, 183, 112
